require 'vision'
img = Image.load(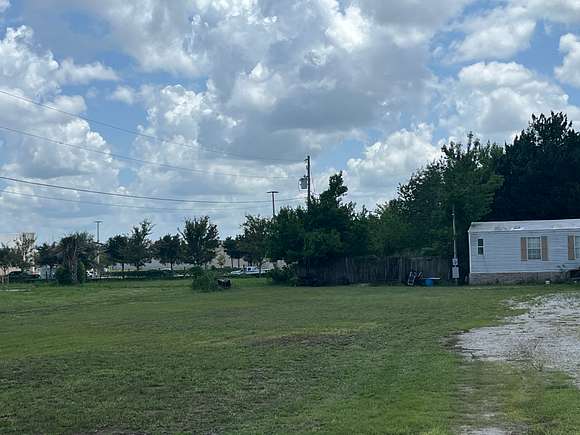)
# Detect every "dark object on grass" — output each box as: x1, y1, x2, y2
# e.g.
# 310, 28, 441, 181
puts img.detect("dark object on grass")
7, 270, 41, 283
217, 278, 231, 289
